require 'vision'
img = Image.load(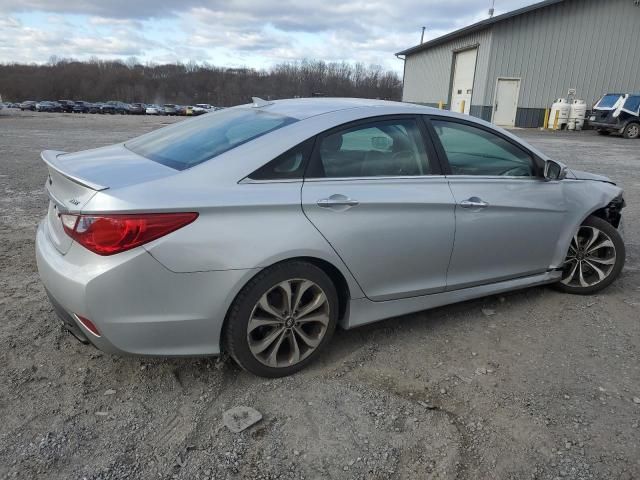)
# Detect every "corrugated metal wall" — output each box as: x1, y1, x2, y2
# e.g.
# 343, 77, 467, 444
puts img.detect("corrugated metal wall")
402, 29, 493, 107
402, 0, 640, 125
484, 0, 640, 109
